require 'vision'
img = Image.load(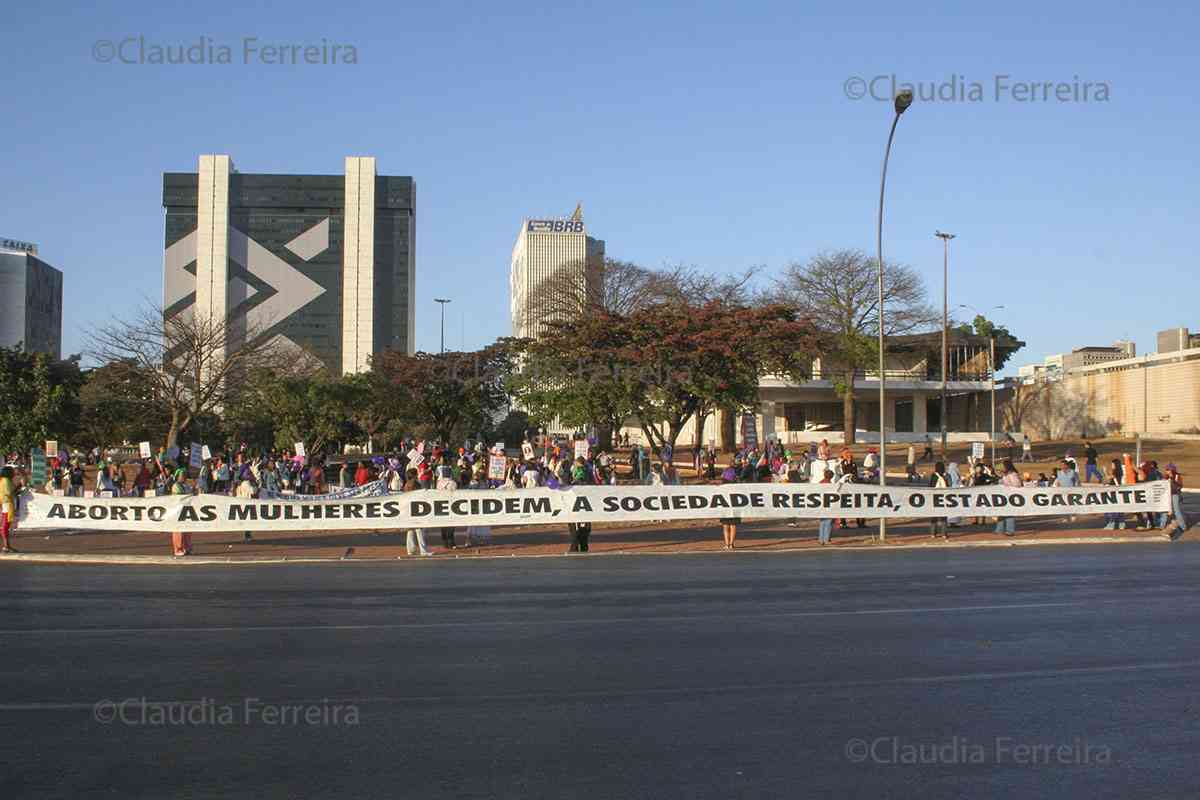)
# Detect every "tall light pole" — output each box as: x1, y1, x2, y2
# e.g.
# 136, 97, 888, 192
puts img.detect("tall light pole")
934, 231, 955, 459
434, 298, 451, 354
876, 88, 913, 543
